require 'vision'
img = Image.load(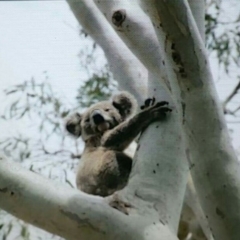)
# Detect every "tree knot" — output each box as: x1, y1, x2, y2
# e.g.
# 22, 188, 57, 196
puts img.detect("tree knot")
112, 10, 126, 27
